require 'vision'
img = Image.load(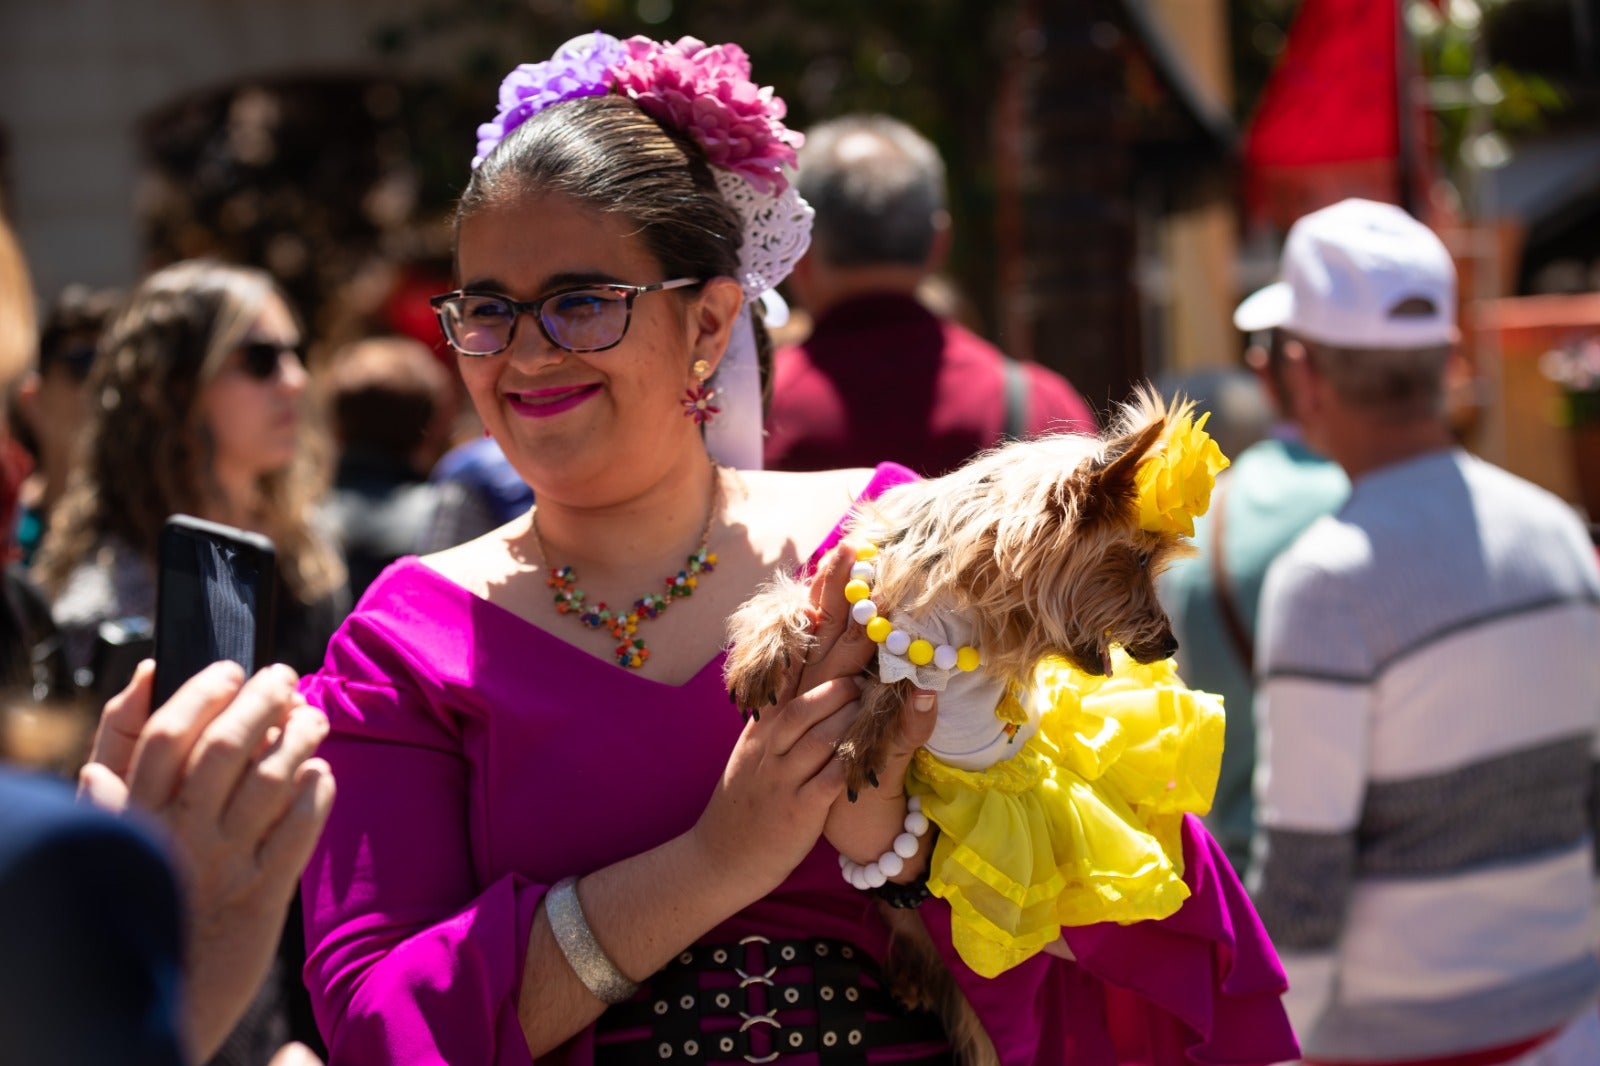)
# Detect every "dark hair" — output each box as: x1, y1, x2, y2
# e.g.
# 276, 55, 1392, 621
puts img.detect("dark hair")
39, 284, 124, 378
458, 95, 771, 401
325, 336, 452, 463
796, 114, 946, 268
